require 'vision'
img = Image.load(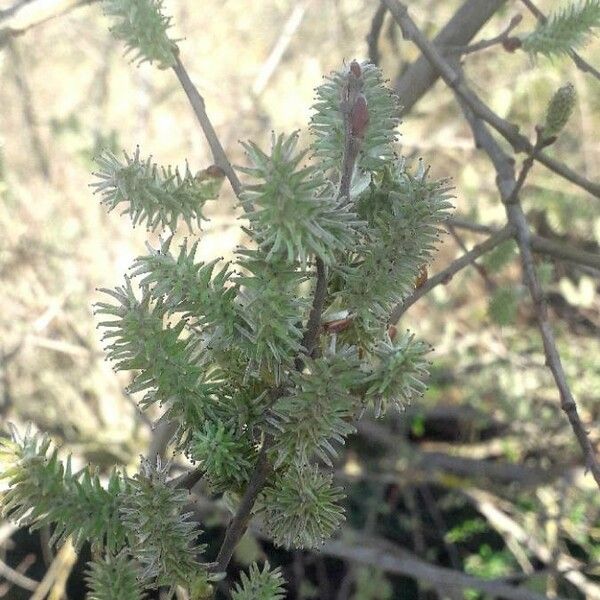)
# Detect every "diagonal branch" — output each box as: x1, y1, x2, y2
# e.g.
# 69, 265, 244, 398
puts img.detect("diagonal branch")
171, 55, 242, 199
460, 101, 600, 489
384, 0, 600, 489
393, 0, 507, 114
384, 0, 600, 200
389, 226, 514, 323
